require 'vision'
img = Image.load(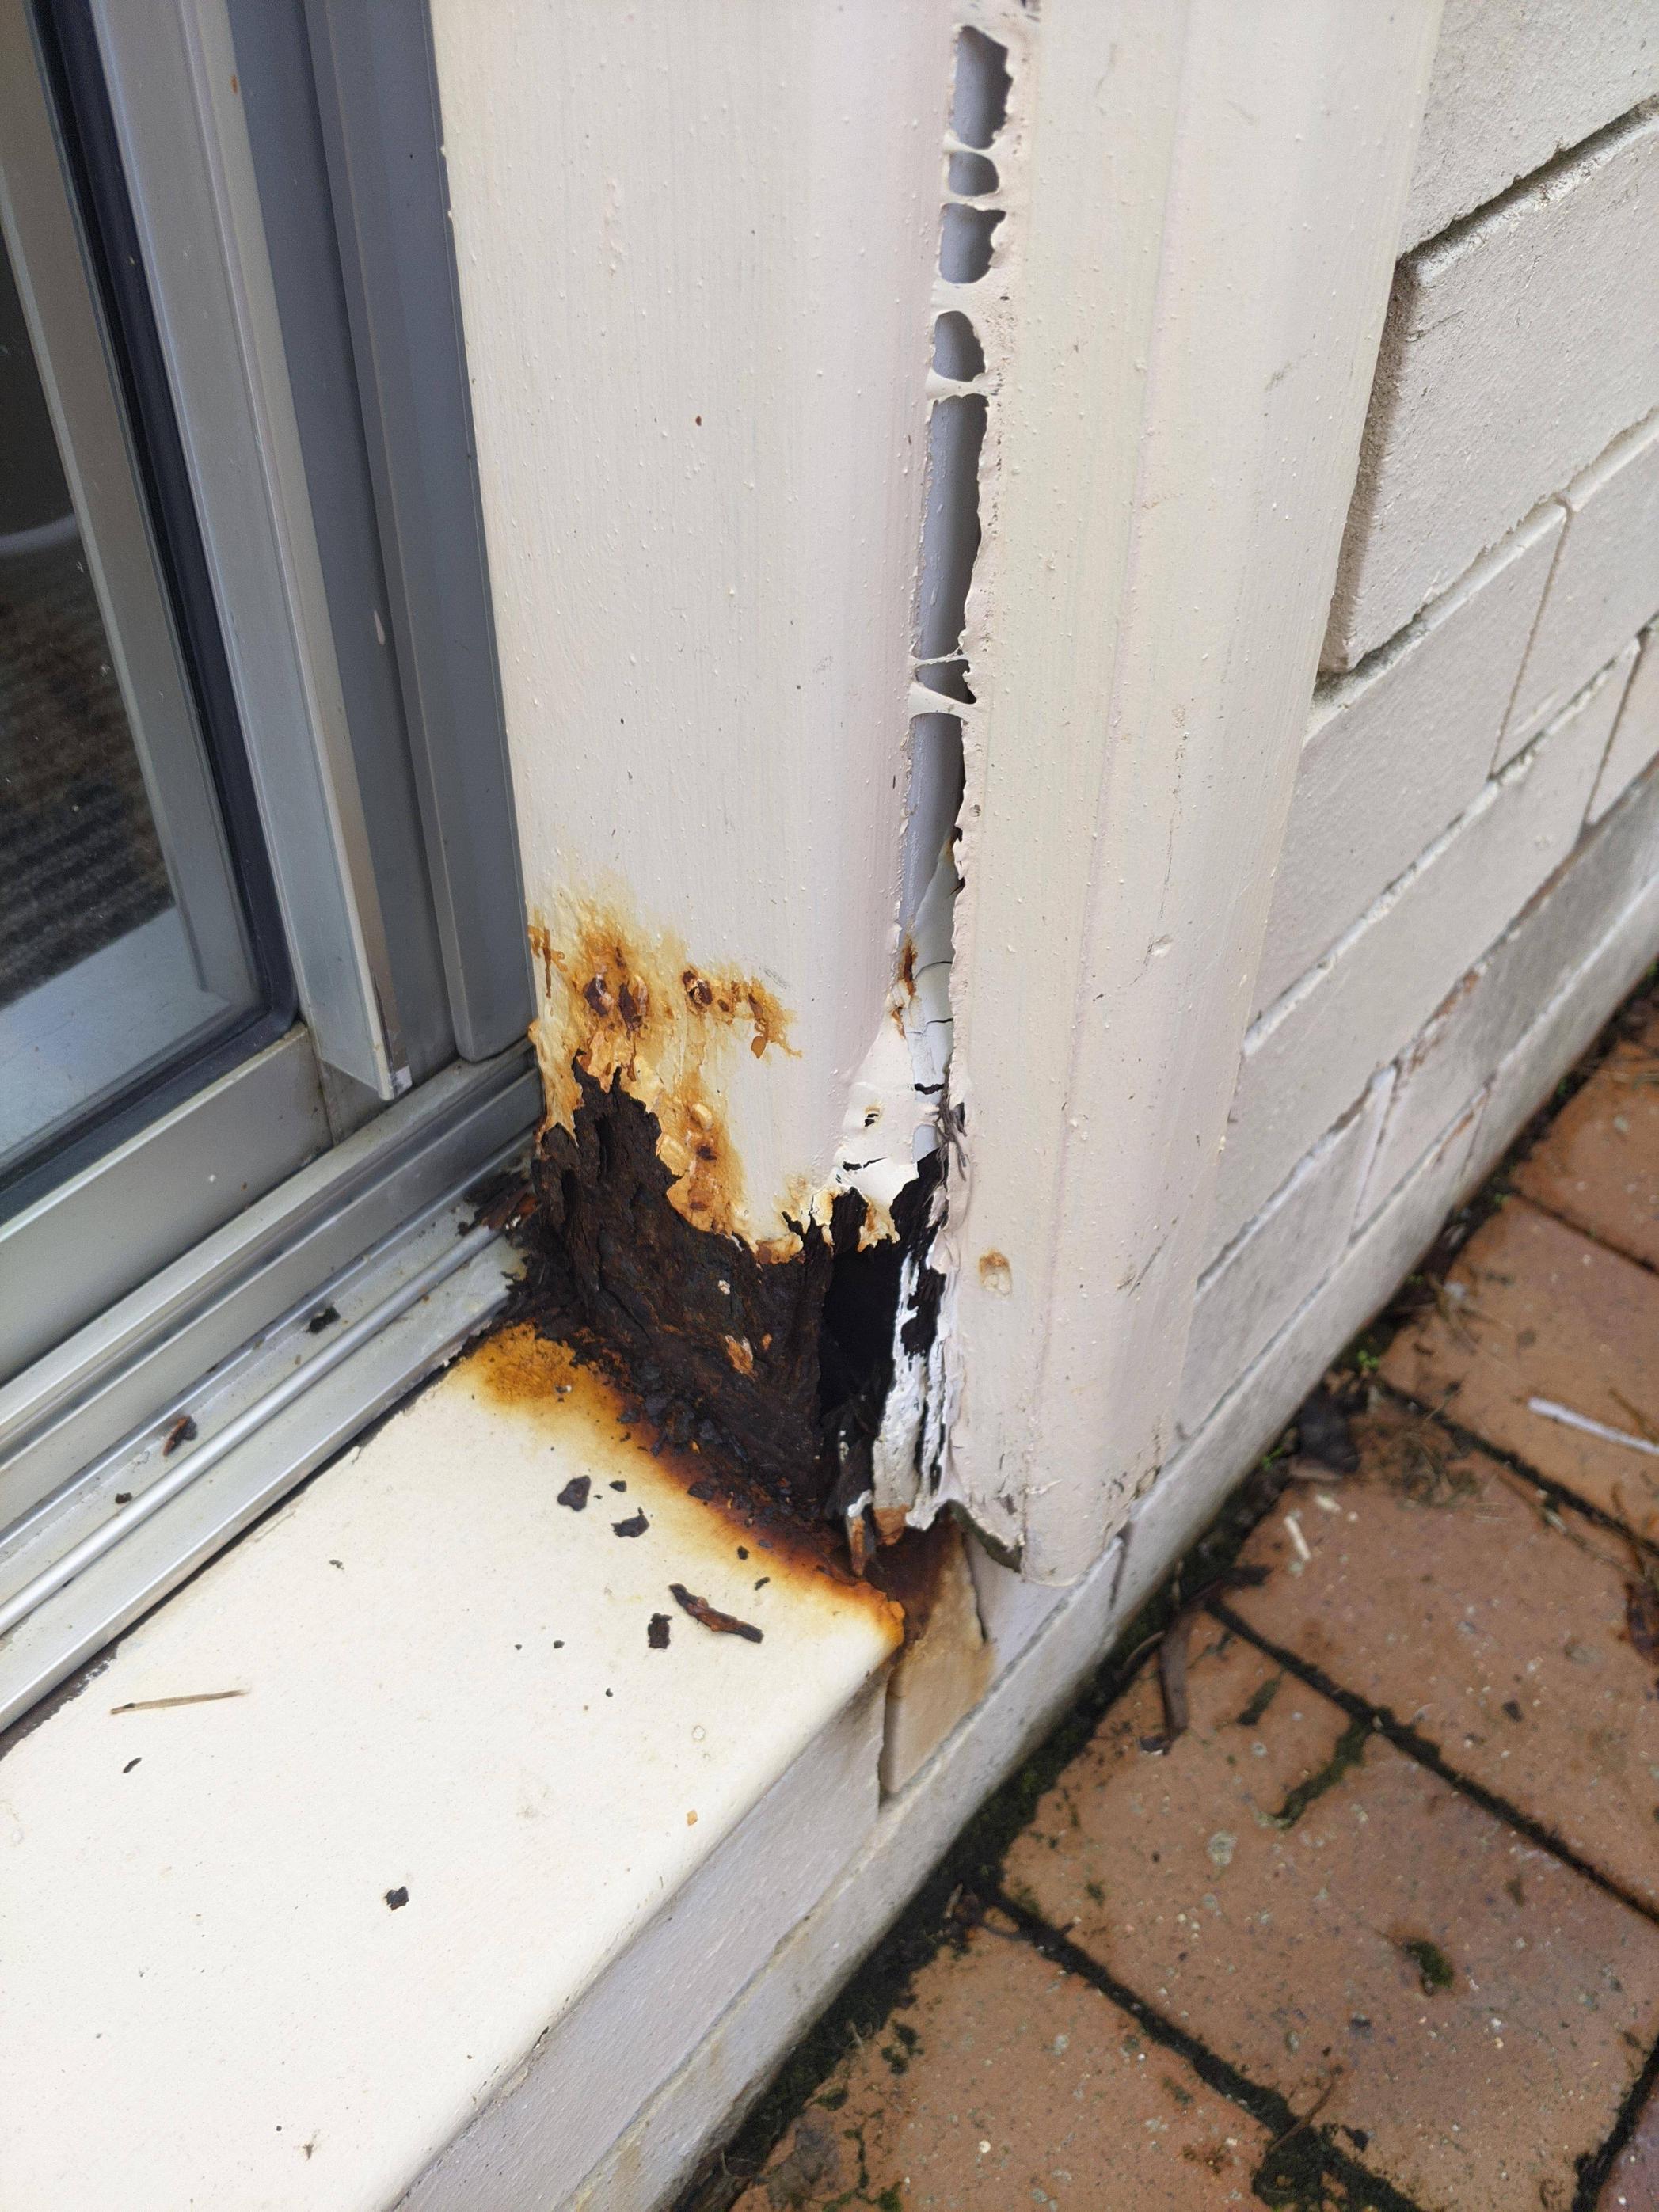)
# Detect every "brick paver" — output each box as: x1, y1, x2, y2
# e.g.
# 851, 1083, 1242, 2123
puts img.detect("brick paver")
732, 1916, 1269, 2210
1004, 1632, 1659, 2210
1380, 1195, 1659, 1525
1599, 2077, 1659, 2210
1226, 1403, 1659, 1910
1516, 1006, 1659, 1271
707, 990, 1659, 2212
